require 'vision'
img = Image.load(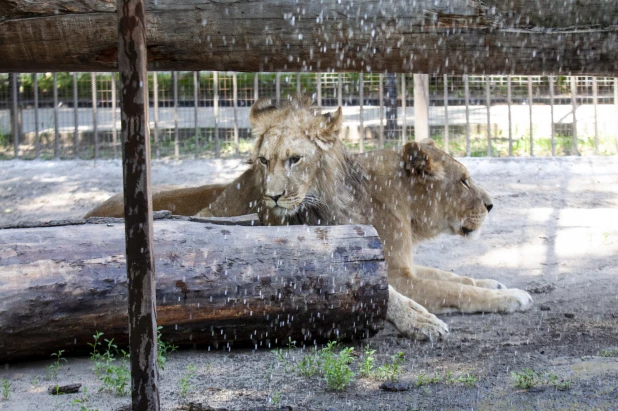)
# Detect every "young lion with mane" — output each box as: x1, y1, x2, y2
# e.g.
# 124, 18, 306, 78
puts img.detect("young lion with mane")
86, 96, 533, 339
